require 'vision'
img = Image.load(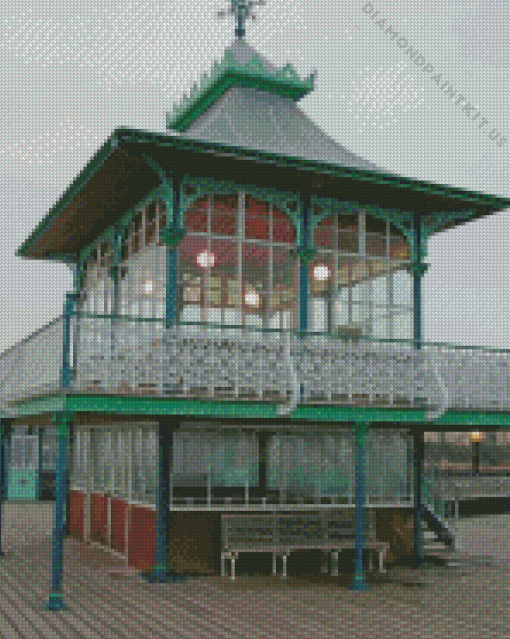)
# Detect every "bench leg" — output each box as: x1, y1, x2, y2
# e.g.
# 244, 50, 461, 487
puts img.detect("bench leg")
281, 554, 288, 579
369, 551, 373, 572
221, 554, 226, 578
379, 552, 385, 573
272, 553, 277, 577
231, 554, 236, 581
321, 551, 329, 574
331, 552, 339, 577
